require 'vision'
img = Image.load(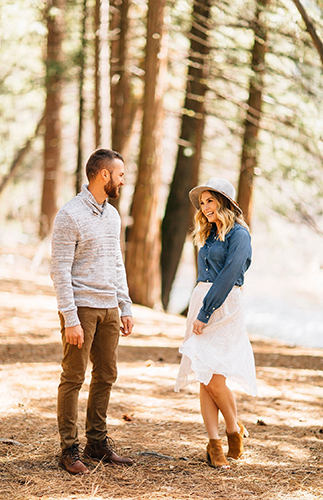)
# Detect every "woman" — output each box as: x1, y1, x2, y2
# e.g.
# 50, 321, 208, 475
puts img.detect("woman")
175, 177, 257, 469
